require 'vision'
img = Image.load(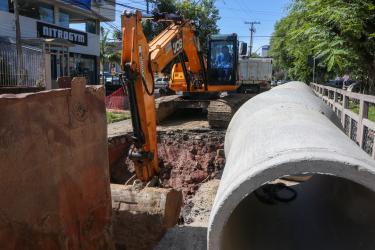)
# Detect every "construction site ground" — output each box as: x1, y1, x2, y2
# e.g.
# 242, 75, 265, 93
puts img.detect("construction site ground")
108, 112, 224, 250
